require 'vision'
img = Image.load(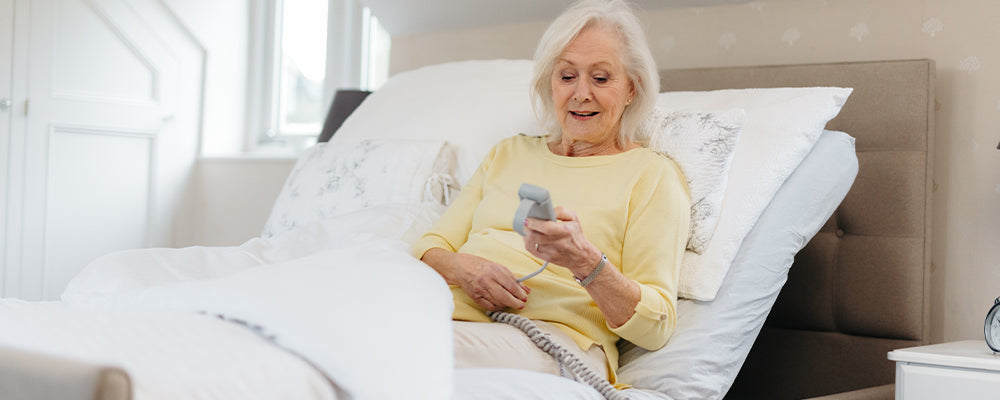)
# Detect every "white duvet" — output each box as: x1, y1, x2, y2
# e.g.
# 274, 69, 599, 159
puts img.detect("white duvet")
0, 203, 455, 400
